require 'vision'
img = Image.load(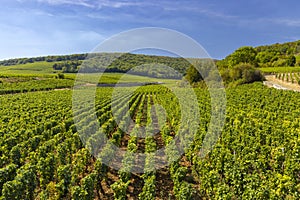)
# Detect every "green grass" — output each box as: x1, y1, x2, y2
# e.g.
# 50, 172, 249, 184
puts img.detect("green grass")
259, 66, 300, 73
295, 54, 300, 62
0, 62, 179, 86
0, 62, 57, 76
75, 72, 178, 86
0, 62, 178, 81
